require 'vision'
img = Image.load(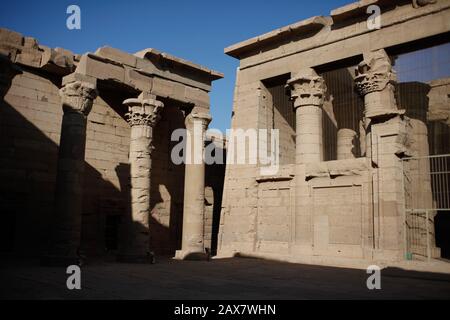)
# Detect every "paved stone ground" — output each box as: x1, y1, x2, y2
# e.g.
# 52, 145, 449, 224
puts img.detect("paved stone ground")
1, 257, 450, 299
